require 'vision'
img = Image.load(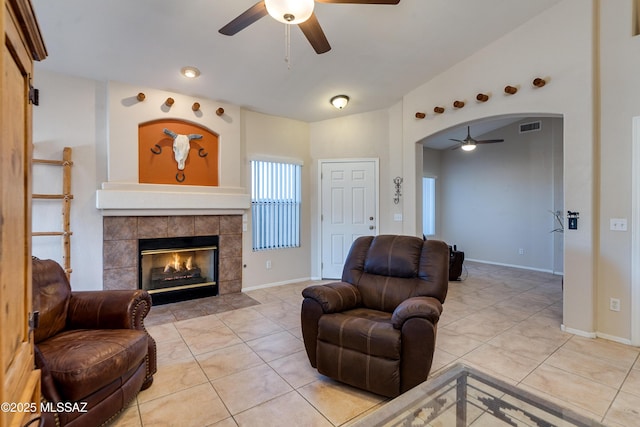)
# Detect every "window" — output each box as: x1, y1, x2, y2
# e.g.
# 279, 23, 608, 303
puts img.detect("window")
251, 159, 301, 251
422, 177, 436, 236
